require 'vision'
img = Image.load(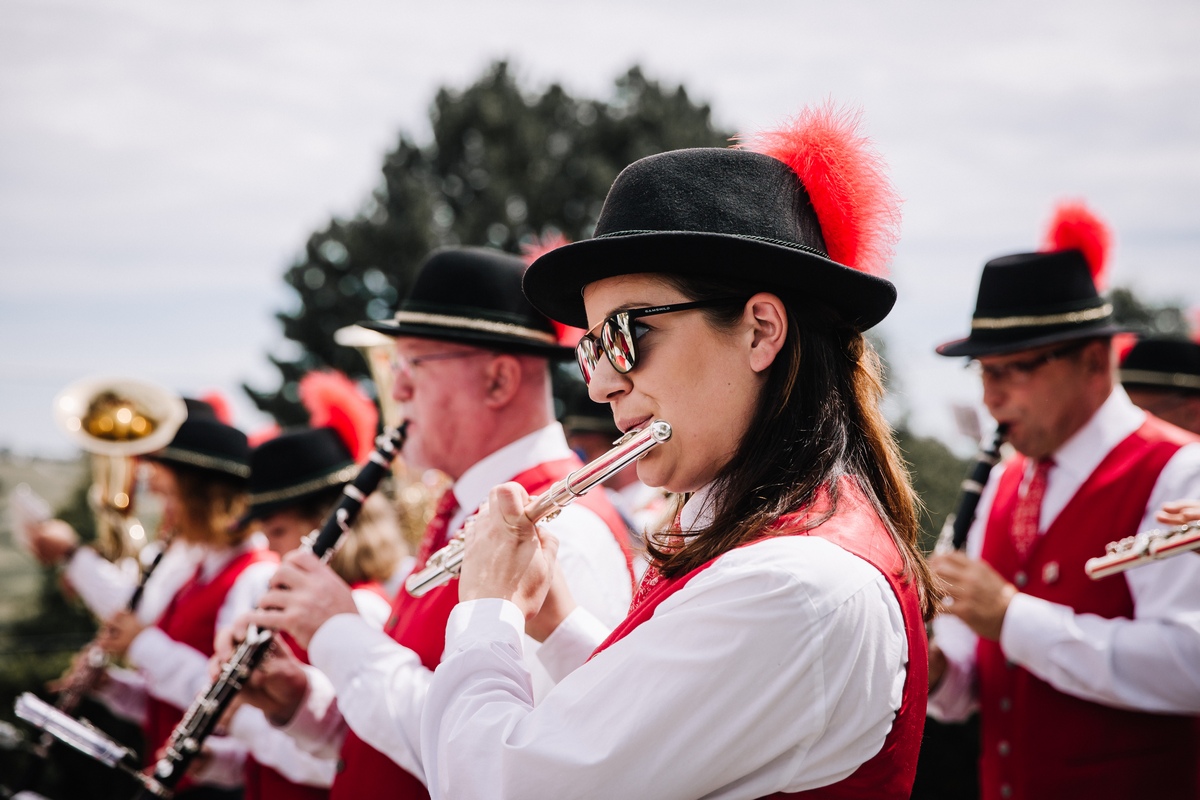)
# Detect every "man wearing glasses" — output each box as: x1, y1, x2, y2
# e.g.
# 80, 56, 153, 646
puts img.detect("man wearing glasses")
231, 246, 634, 800
926, 212, 1200, 800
